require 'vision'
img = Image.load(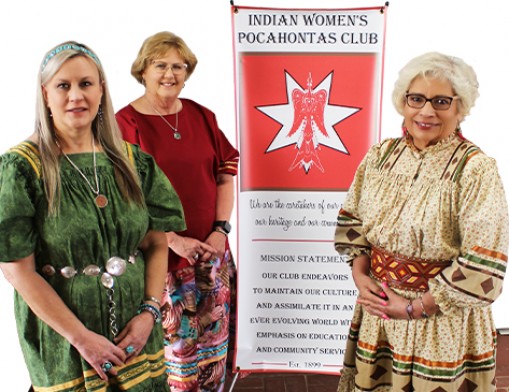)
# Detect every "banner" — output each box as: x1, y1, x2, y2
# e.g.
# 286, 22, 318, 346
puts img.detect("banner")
232, 5, 387, 375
